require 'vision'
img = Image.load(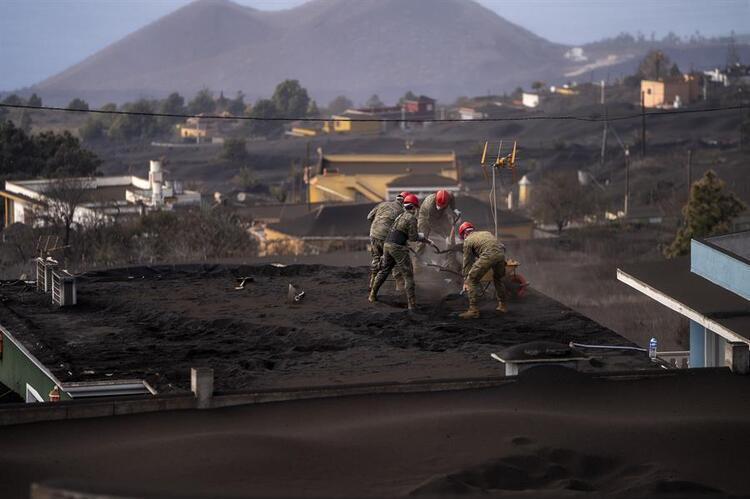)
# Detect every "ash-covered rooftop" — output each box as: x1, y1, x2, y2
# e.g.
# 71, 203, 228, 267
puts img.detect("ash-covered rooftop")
0, 264, 653, 394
